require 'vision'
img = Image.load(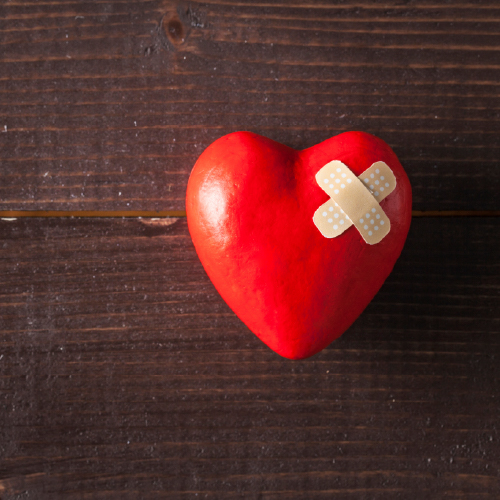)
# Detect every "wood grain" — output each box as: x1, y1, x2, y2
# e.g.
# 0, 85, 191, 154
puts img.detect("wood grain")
0, 217, 498, 498
1, 0, 499, 211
